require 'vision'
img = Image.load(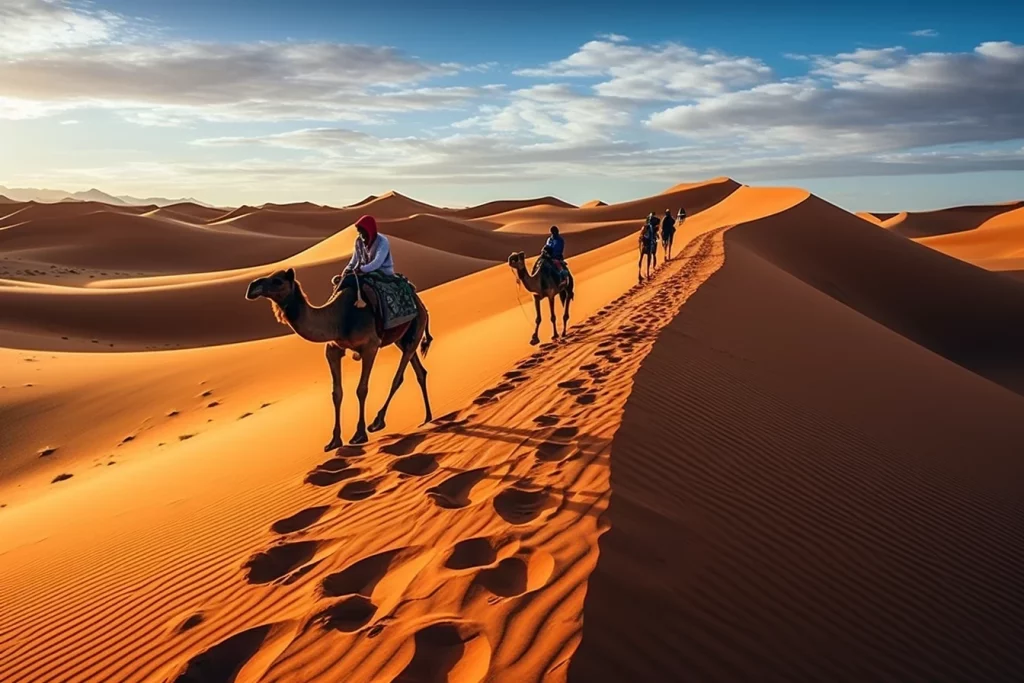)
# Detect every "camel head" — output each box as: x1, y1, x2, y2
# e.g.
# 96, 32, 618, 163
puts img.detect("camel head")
507, 251, 527, 270
245, 268, 296, 304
